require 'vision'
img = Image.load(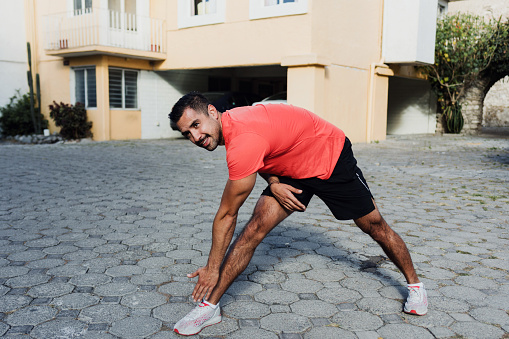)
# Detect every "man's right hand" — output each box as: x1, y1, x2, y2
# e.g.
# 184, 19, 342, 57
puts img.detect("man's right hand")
187, 265, 219, 302
270, 183, 306, 212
